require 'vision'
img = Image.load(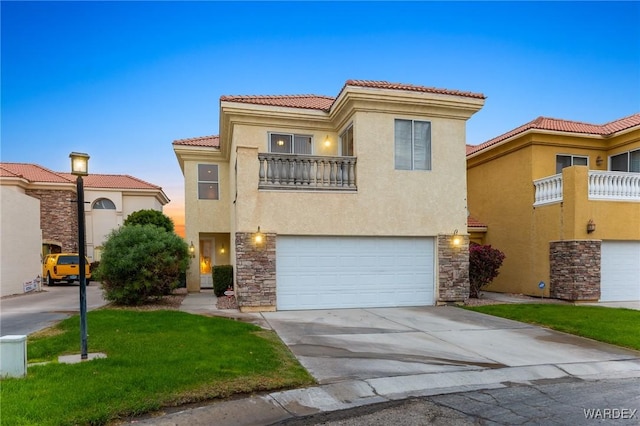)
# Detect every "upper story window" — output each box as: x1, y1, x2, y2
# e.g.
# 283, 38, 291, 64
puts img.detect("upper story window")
269, 133, 312, 154
556, 155, 588, 174
340, 125, 354, 156
198, 164, 219, 200
92, 198, 116, 209
395, 119, 431, 170
610, 149, 640, 172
